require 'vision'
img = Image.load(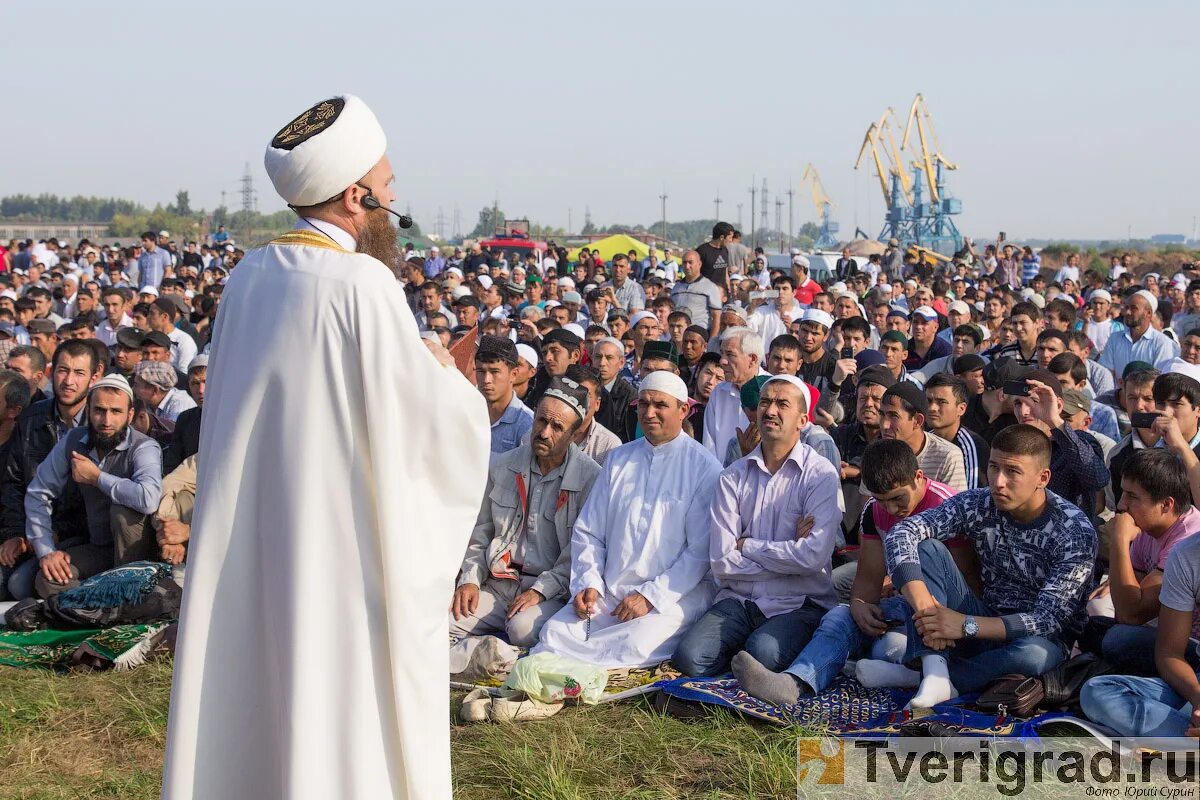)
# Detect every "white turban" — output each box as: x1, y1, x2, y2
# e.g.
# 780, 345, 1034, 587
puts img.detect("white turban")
516, 343, 538, 369
264, 95, 387, 207
595, 336, 624, 355
638, 371, 688, 403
